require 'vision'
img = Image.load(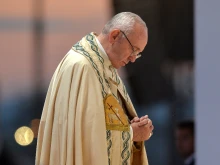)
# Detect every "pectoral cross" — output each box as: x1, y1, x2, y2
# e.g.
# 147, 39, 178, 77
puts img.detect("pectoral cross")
107, 103, 125, 125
